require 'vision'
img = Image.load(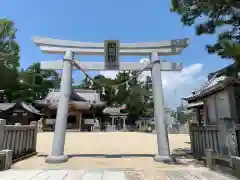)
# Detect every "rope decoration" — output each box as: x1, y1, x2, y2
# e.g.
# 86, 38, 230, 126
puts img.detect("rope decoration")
70, 59, 154, 95
45, 59, 153, 108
